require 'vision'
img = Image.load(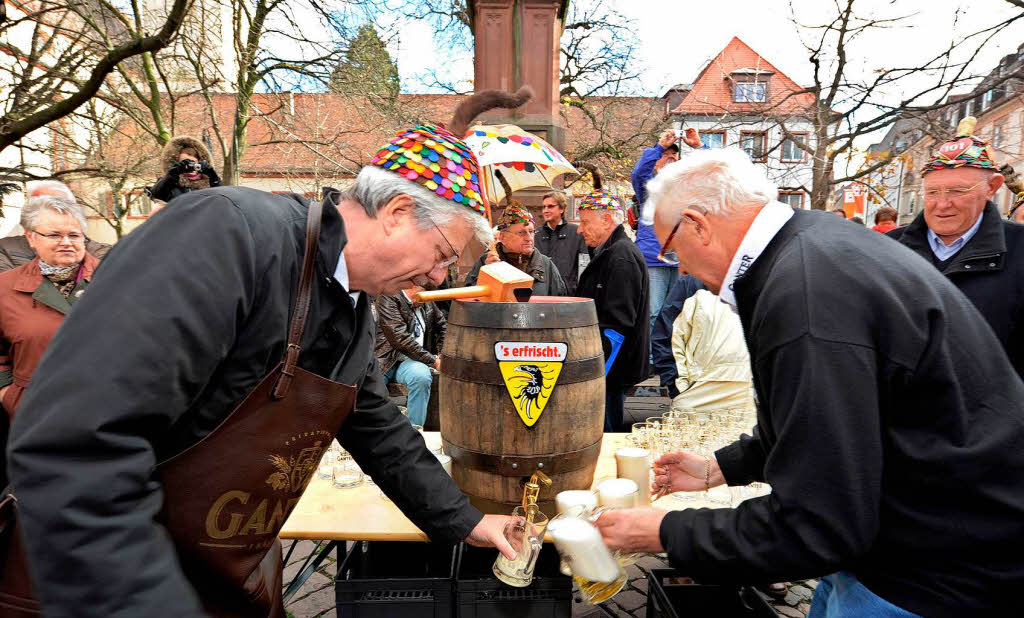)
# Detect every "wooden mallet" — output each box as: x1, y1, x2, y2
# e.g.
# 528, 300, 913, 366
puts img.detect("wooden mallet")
414, 261, 534, 304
